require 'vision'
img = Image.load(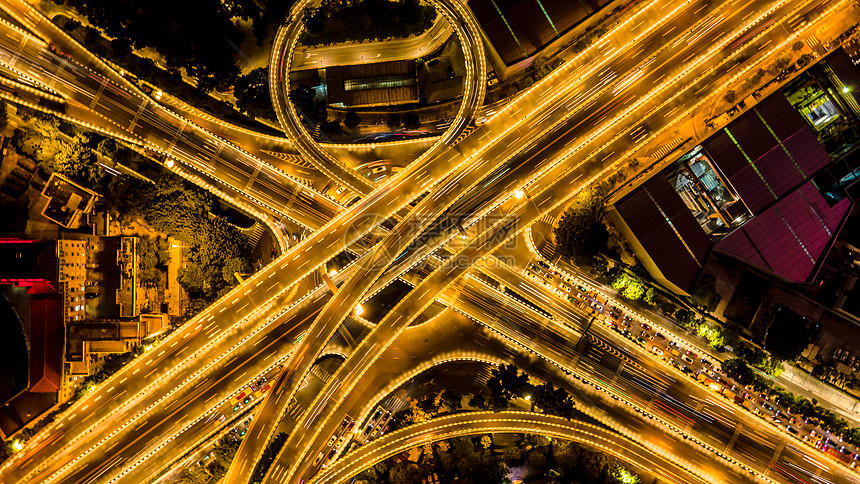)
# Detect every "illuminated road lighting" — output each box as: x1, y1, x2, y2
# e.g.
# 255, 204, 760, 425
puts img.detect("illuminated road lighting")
166, 159, 174, 168
514, 189, 524, 199
355, 304, 363, 316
